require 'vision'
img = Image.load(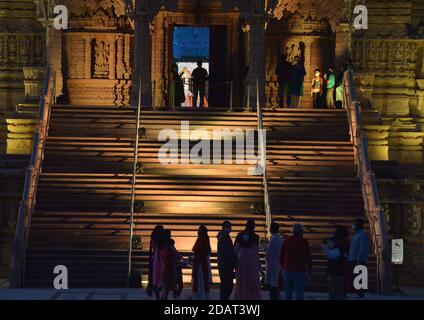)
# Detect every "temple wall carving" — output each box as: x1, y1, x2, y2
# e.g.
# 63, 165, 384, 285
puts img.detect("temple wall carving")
377, 176, 424, 286
0, 170, 24, 278
353, 0, 424, 165
362, 0, 424, 287
62, 6, 133, 106
0, 0, 44, 112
